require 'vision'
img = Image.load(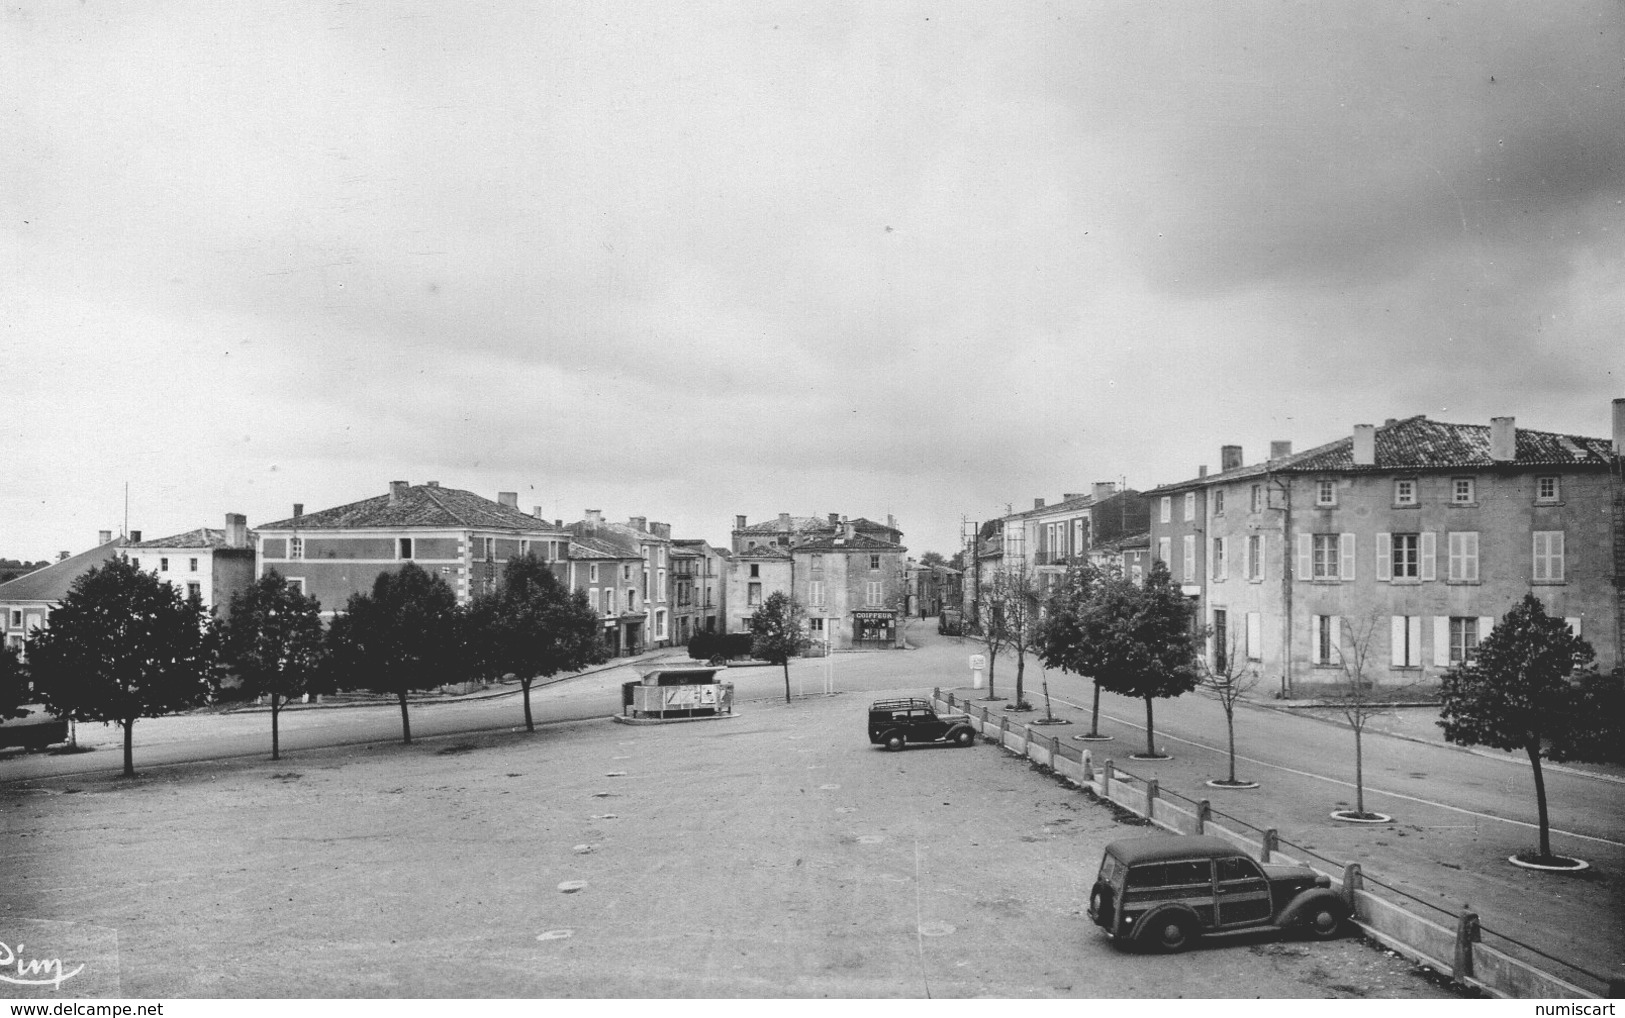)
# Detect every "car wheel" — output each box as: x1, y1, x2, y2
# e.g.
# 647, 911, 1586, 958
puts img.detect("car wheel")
1090, 884, 1115, 926
1152, 915, 1194, 953
953, 727, 975, 747
885, 733, 907, 752
1306, 904, 1345, 940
